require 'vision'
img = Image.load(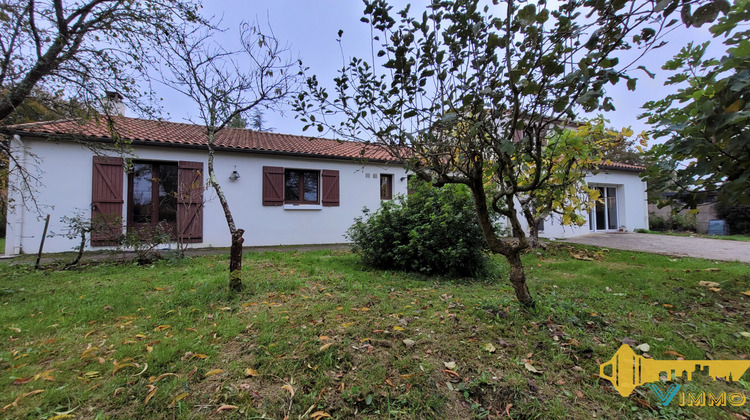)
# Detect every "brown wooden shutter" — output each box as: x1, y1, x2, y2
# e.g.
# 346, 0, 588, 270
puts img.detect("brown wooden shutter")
177, 161, 204, 243
263, 166, 284, 206
321, 169, 340, 207
91, 156, 124, 246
